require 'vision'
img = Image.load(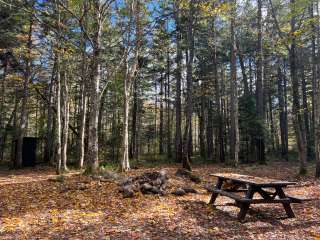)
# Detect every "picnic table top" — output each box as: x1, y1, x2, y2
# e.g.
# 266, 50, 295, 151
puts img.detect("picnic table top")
210, 173, 296, 187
